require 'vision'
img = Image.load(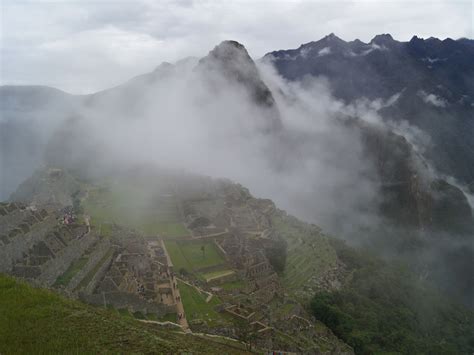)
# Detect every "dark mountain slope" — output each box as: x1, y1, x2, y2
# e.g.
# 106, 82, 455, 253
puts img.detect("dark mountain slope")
264, 34, 474, 185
